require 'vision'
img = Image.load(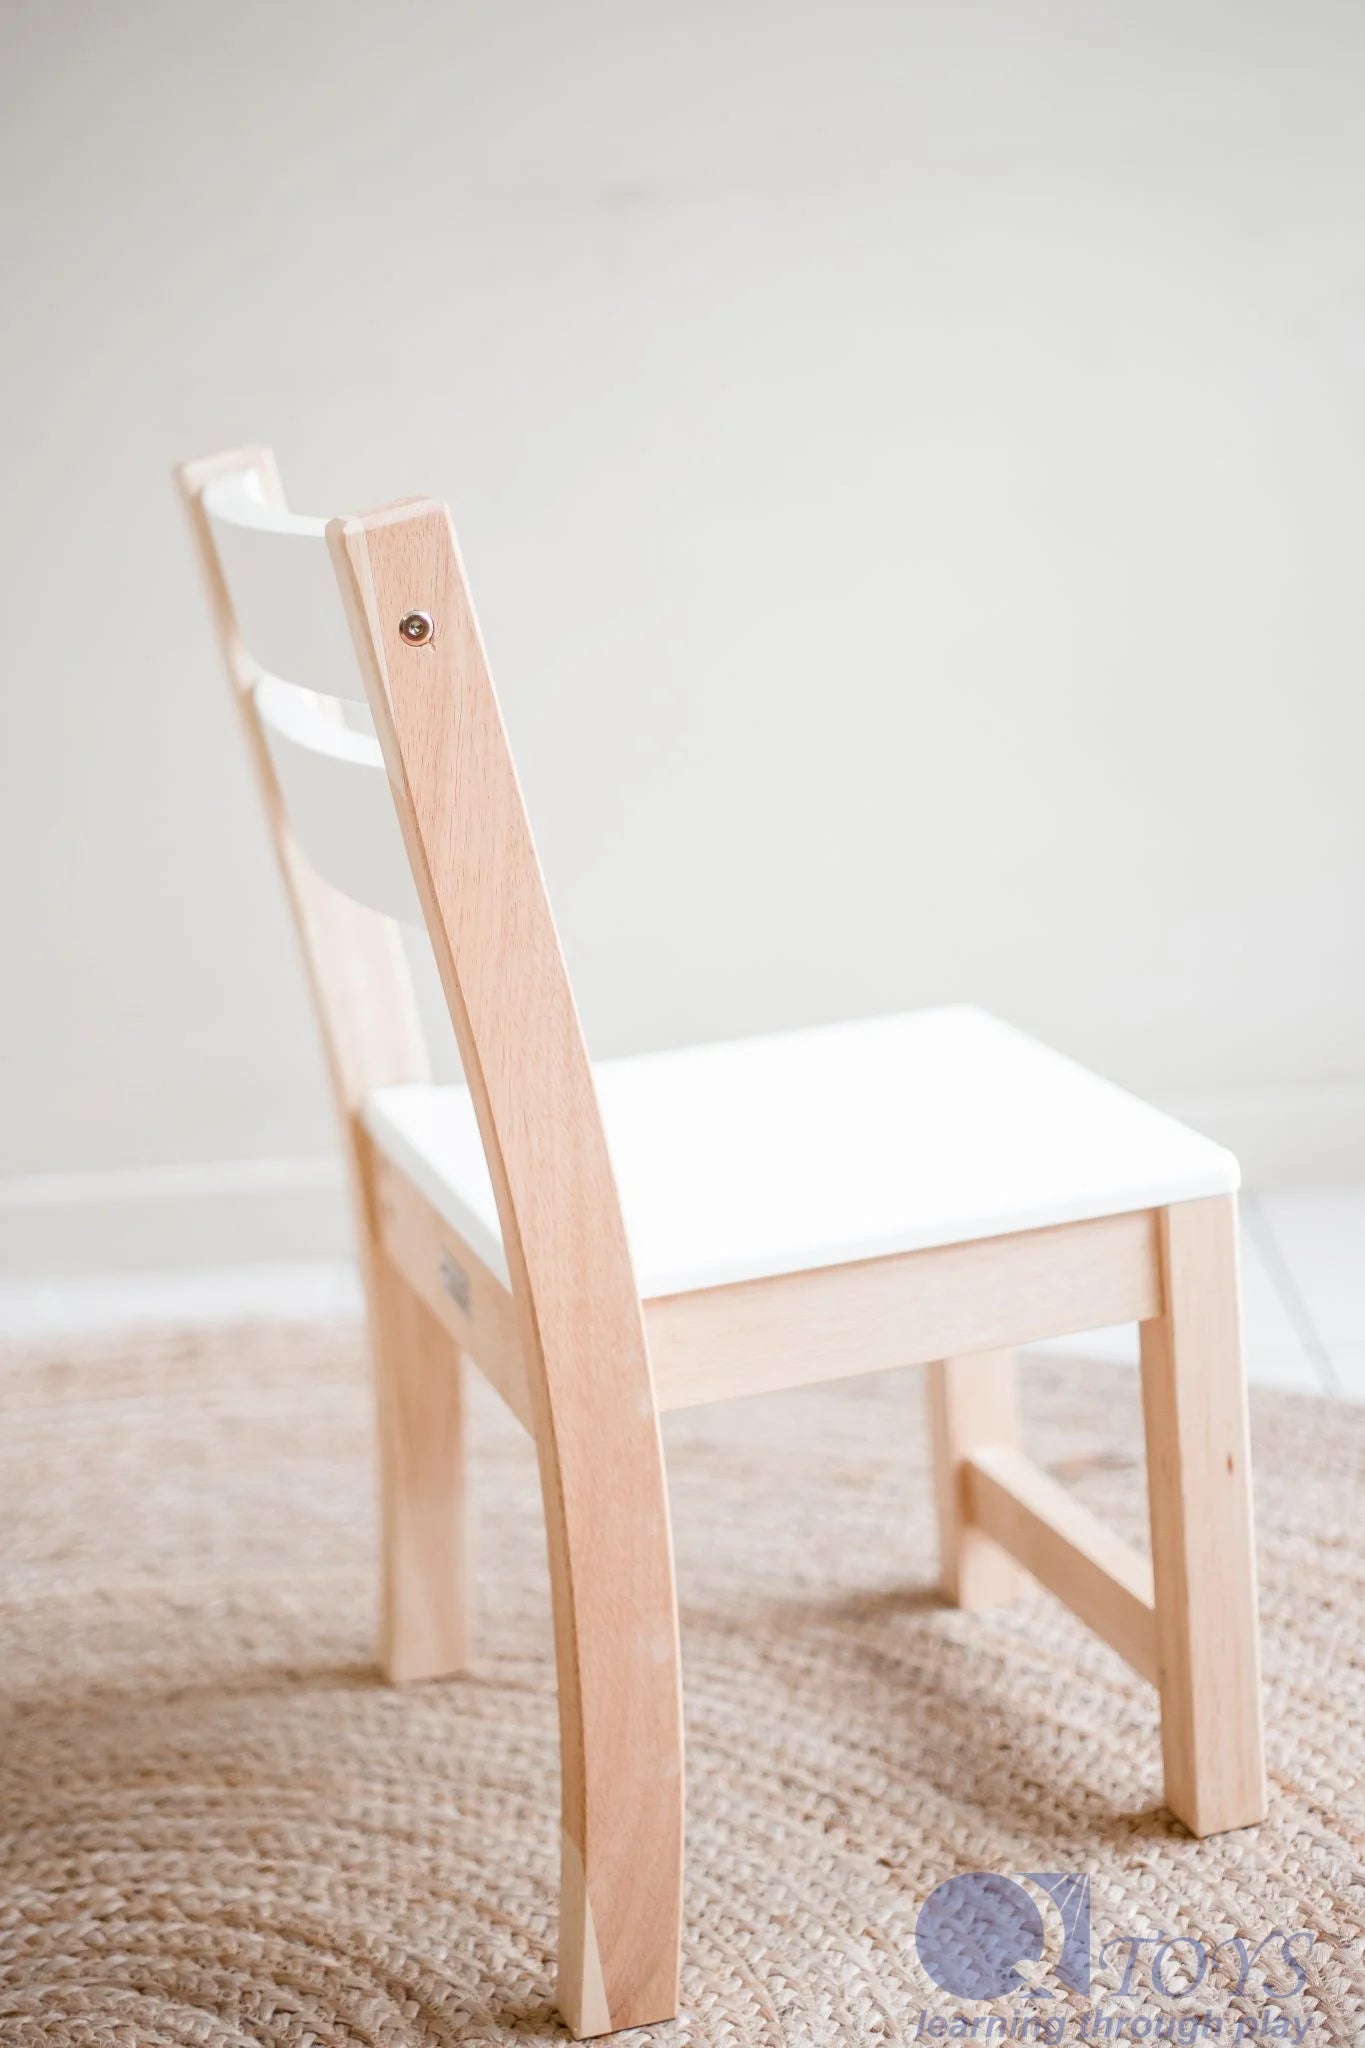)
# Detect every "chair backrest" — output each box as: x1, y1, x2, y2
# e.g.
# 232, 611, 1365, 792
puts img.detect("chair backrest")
175, 447, 657, 1427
